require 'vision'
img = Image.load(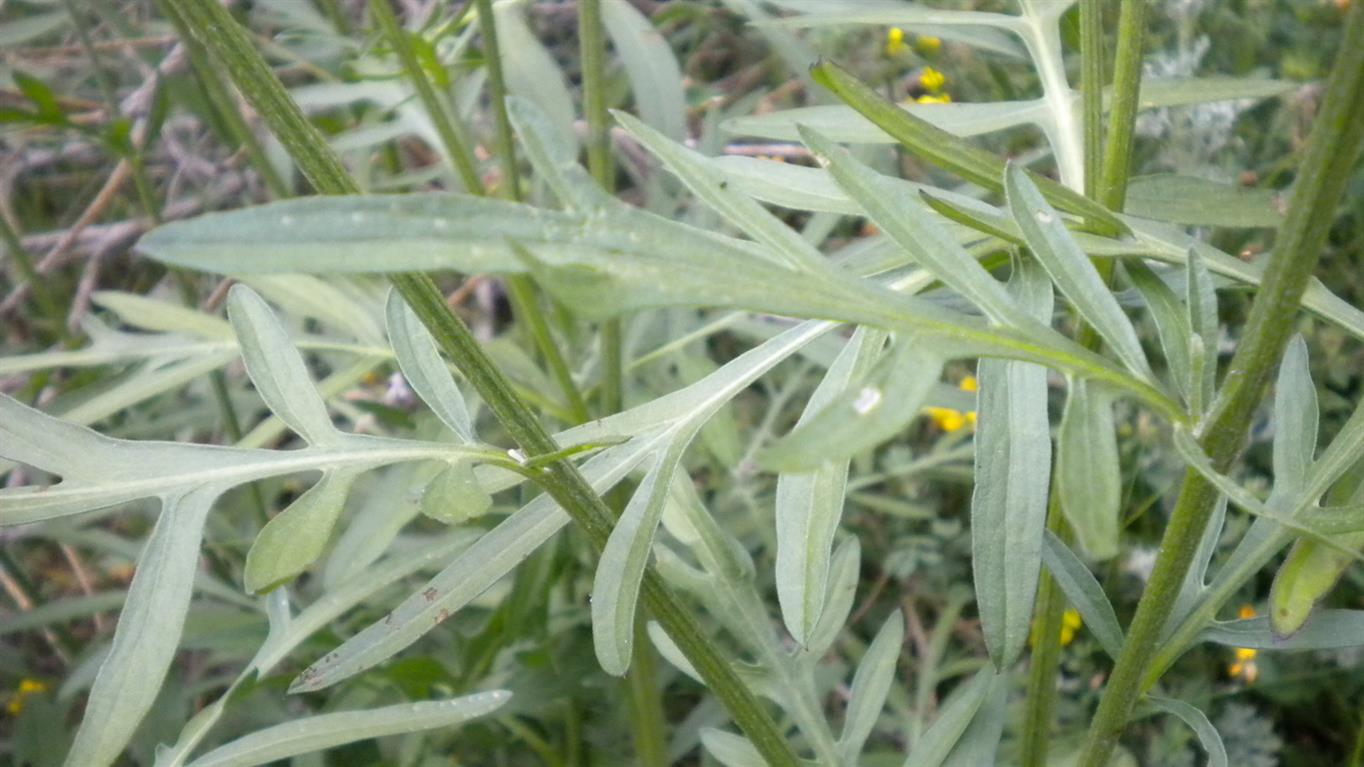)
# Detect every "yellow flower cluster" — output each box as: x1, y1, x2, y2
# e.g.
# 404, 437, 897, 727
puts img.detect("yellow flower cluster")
1227, 604, 1259, 683
885, 28, 942, 57
6, 678, 48, 716
915, 66, 951, 104
924, 375, 976, 432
